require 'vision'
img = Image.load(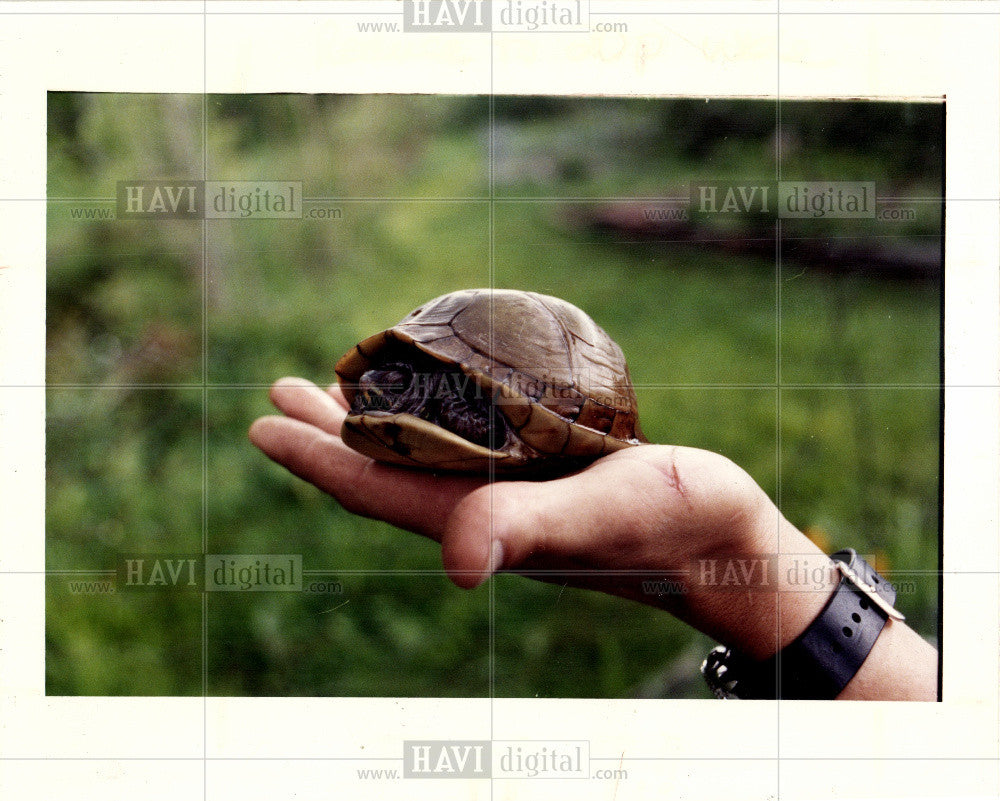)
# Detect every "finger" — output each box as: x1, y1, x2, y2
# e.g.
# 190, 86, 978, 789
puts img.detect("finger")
439, 484, 511, 589
440, 474, 592, 590
445, 463, 619, 577
248, 415, 485, 542
440, 449, 696, 590
249, 415, 361, 494
326, 383, 351, 413
269, 377, 347, 436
